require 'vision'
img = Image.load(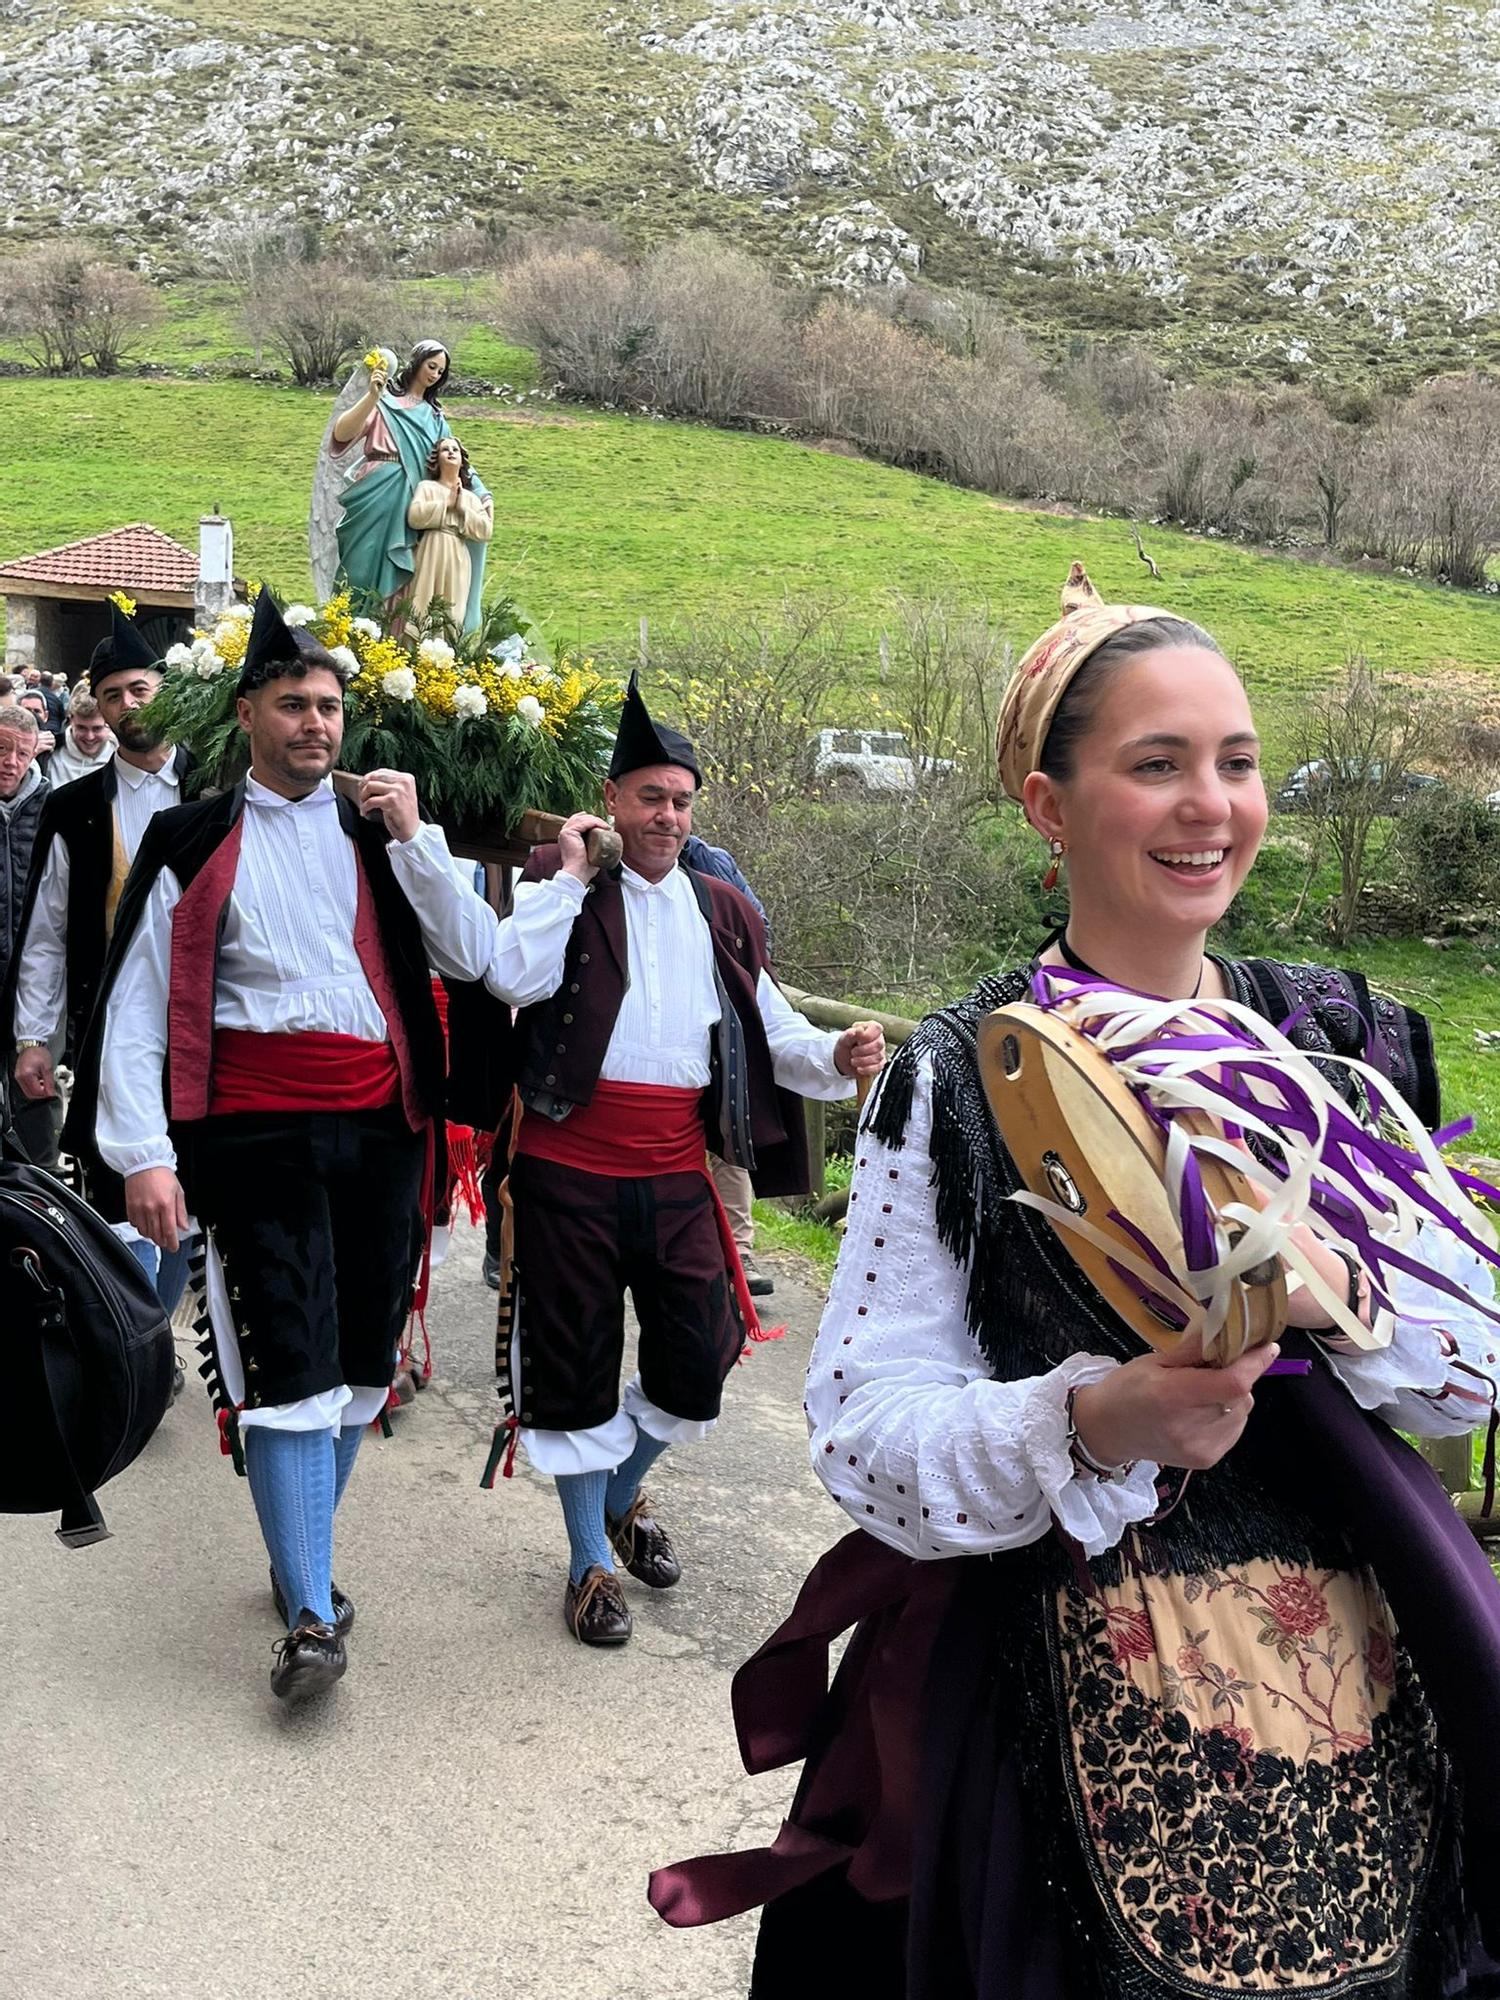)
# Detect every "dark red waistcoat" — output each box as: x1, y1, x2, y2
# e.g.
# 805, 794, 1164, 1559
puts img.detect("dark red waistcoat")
510, 846, 815, 1200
